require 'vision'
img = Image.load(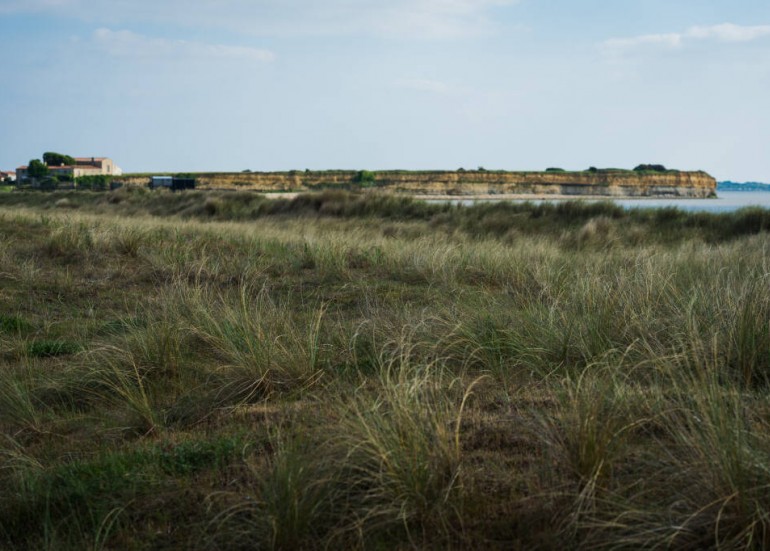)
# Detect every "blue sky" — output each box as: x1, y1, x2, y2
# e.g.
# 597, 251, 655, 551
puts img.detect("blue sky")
1, 0, 769, 181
